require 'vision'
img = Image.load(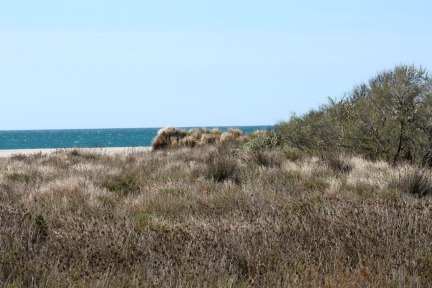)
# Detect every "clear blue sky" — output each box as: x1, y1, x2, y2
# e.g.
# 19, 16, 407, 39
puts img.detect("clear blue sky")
1, 0, 431, 130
